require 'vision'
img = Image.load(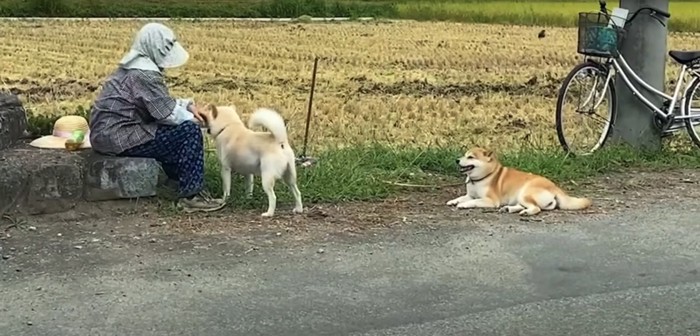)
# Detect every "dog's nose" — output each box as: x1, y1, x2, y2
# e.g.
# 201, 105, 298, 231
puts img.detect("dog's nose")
455, 159, 460, 164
